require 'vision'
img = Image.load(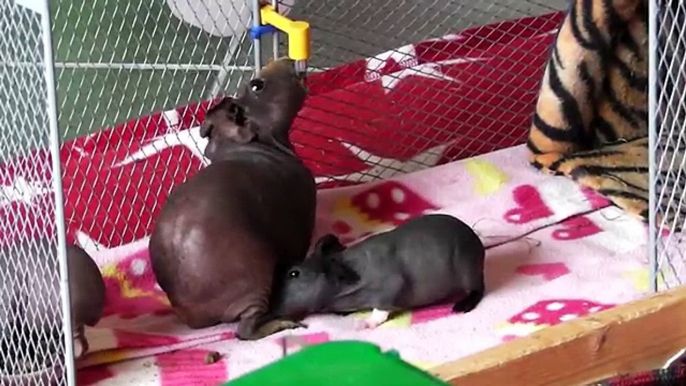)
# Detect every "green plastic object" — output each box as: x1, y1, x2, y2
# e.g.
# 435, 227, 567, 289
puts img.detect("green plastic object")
224, 340, 448, 386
